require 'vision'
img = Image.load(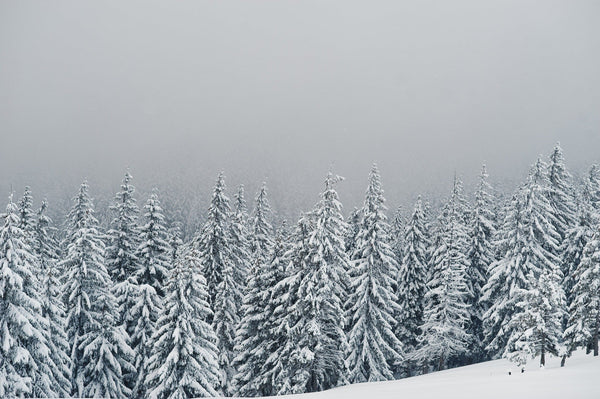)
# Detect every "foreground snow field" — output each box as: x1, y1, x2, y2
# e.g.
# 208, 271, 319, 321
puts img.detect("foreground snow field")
245, 351, 599, 399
